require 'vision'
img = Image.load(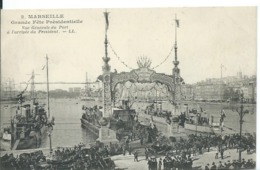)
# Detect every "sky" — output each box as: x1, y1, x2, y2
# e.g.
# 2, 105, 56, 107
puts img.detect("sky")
1, 7, 257, 91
